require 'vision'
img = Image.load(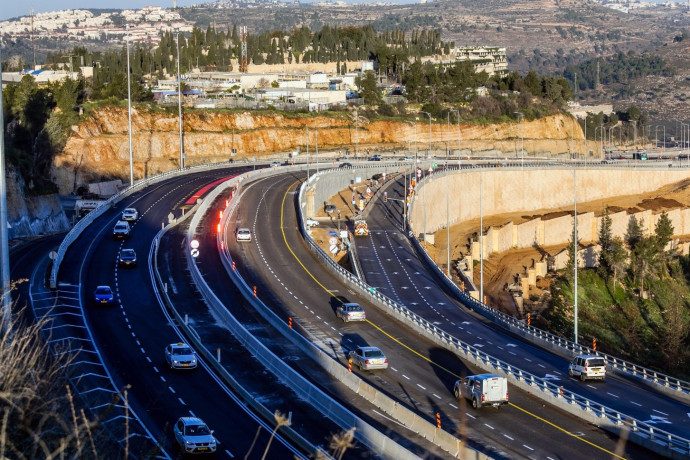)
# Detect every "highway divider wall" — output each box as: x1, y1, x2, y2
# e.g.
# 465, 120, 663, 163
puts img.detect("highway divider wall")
150, 200, 323, 459
303, 165, 690, 459
184, 165, 449, 460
